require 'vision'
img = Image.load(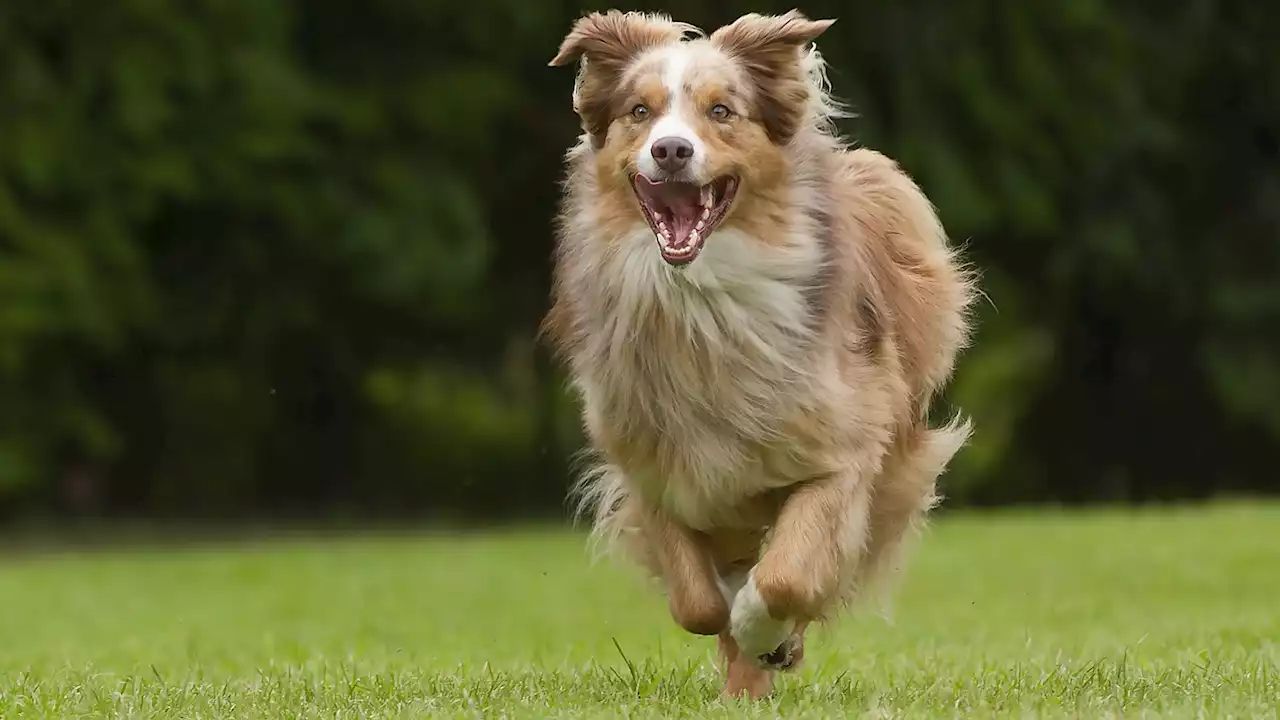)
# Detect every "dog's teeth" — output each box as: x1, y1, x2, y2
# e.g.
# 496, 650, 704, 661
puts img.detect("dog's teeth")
695, 220, 704, 230
690, 228, 700, 245
702, 209, 710, 220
